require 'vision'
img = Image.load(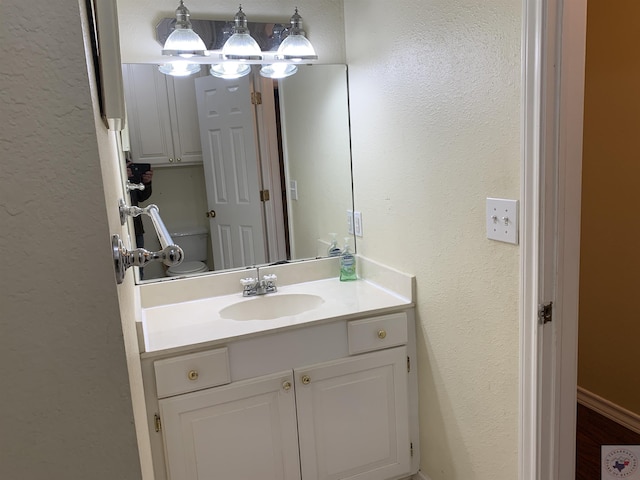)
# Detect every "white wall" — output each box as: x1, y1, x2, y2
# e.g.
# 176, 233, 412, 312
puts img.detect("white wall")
344, 1, 522, 479
280, 65, 353, 258
0, 0, 142, 478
